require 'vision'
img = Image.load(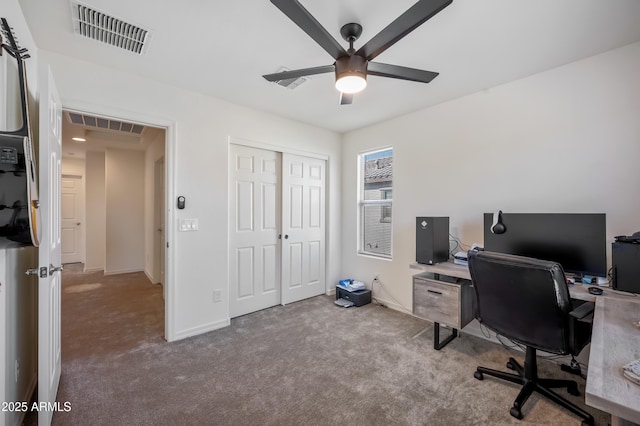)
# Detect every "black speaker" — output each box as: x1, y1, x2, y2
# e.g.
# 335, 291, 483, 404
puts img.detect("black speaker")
416, 217, 449, 265
612, 242, 640, 294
